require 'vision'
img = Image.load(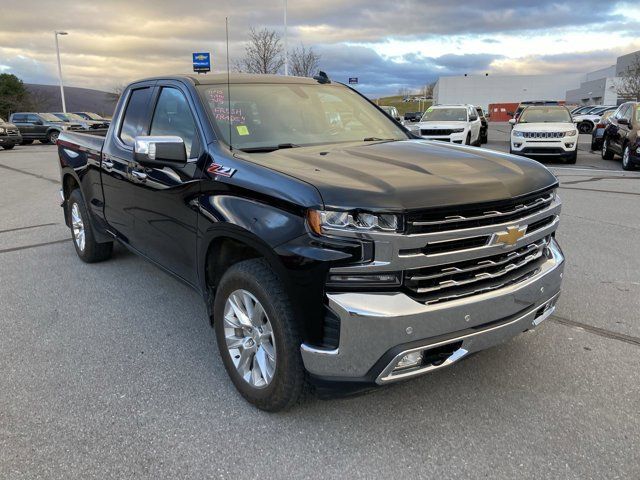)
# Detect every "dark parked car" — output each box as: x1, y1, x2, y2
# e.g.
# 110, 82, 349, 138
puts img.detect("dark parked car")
57, 74, 564, 411
590, 110, 614, 151
0, 116, 22, 150
475, 106, 488, 144
403, 111, 423, 122
53, 112, 109, 130
73, 111, 111, 125
9, 112, 83, 144
602, 102, 640, 170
